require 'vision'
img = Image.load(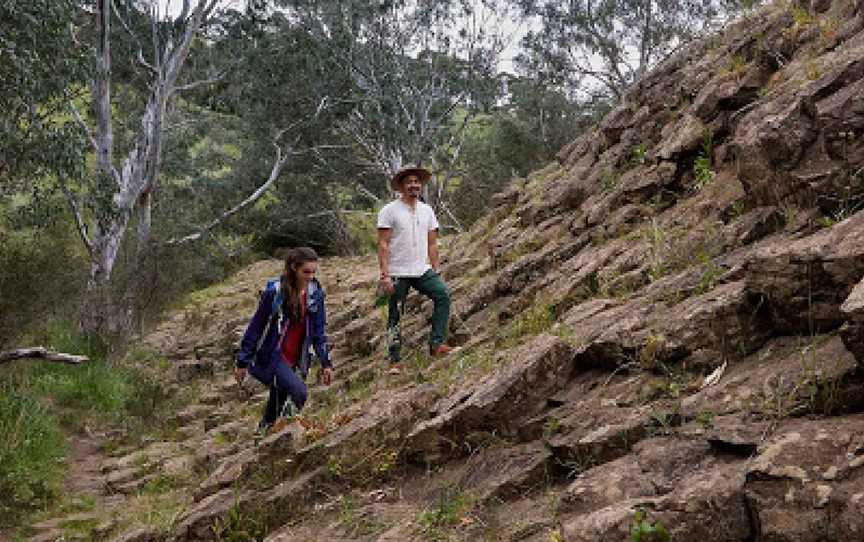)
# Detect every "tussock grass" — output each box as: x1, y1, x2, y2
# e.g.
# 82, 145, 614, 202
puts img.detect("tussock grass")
0, 323, 179, 531
0, 390, 66, 528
